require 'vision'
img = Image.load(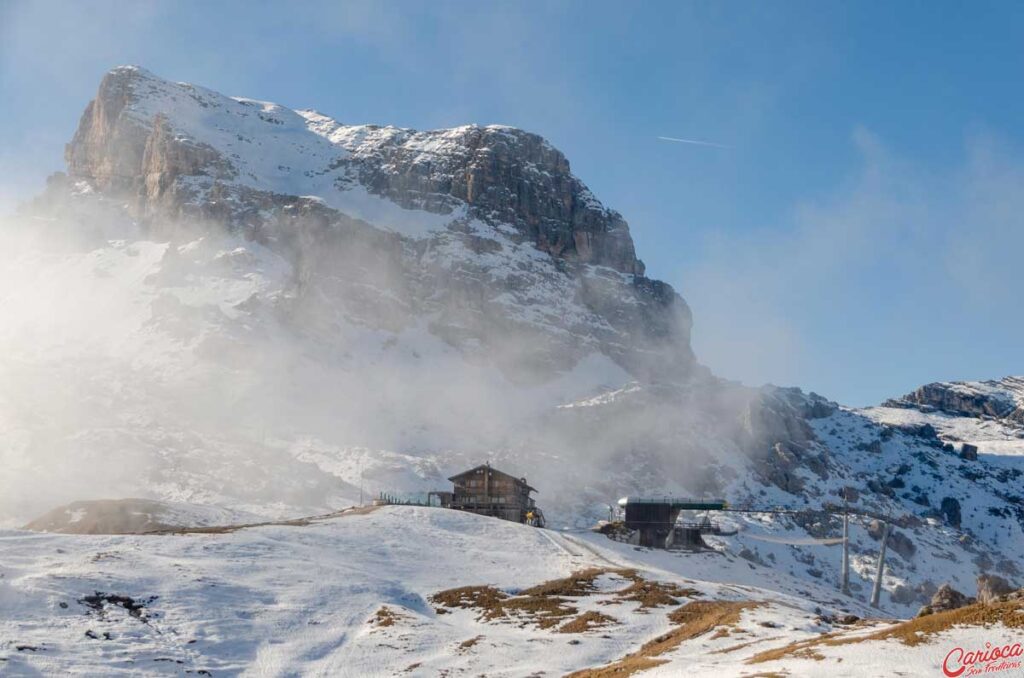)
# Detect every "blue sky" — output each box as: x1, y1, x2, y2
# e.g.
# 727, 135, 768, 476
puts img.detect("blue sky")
2, 0, 1022, 405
